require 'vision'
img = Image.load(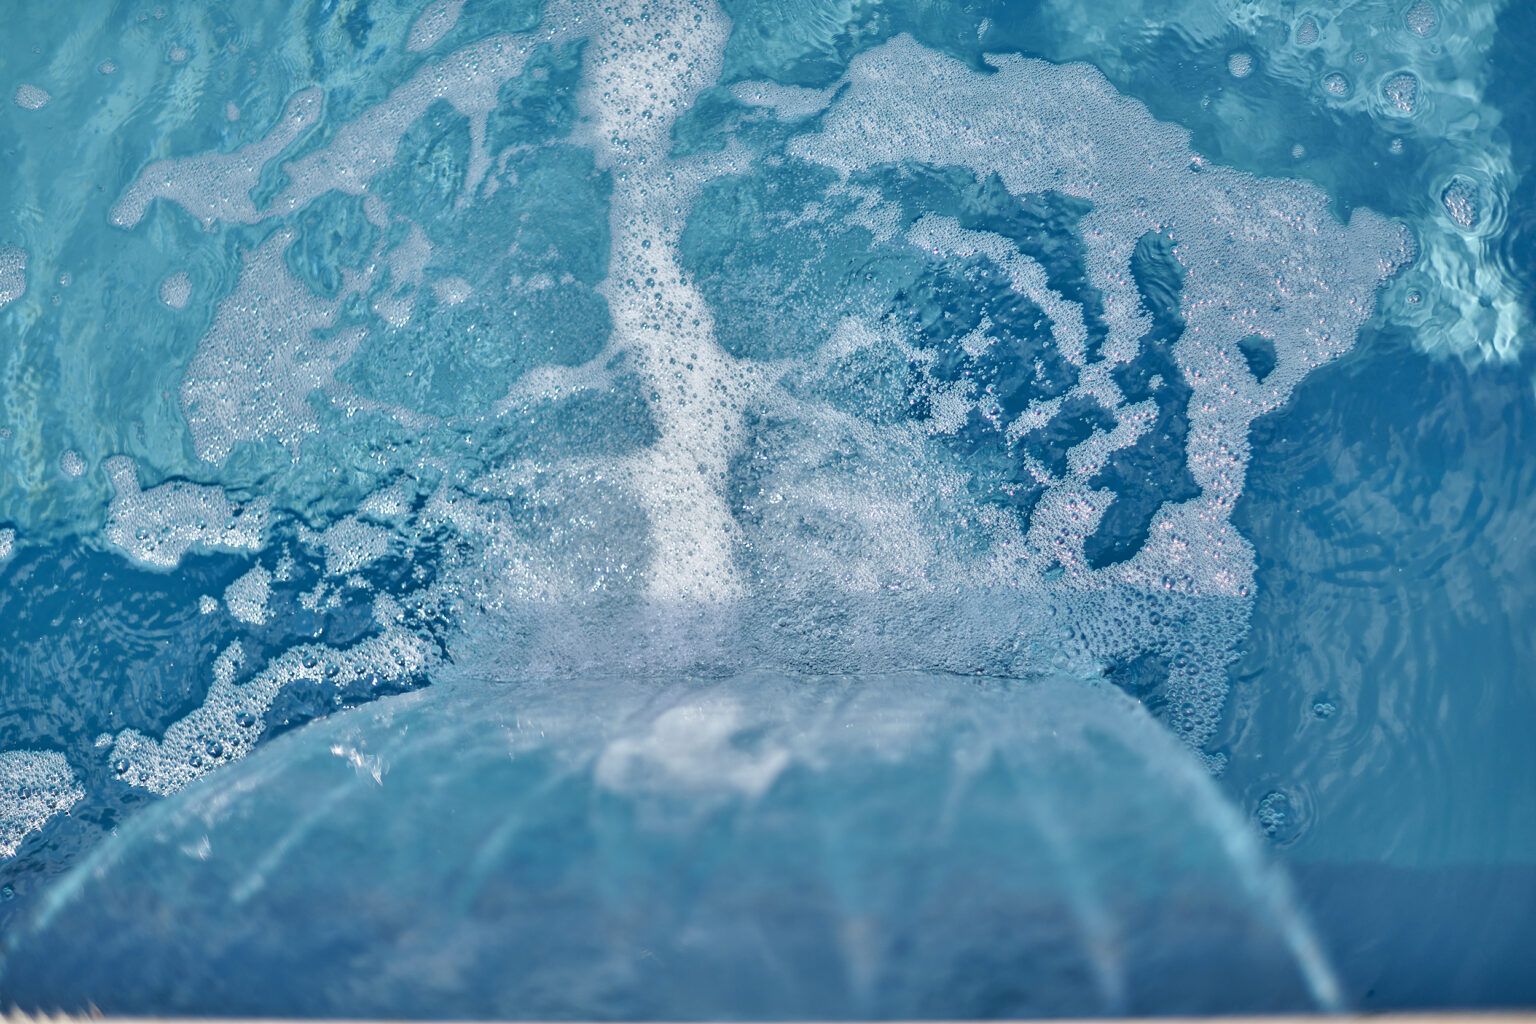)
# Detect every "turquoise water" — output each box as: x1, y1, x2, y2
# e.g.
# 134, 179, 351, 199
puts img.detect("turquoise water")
0, 0, 1532, 1015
